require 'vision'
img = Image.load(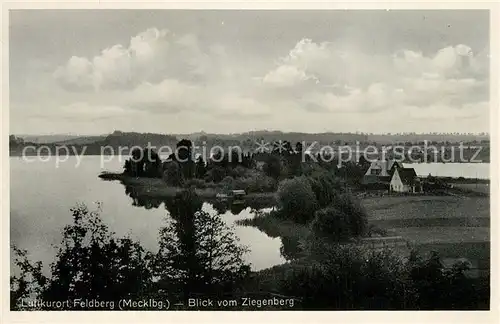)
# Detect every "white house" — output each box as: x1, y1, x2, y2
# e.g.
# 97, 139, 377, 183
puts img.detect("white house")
390, 167, 420, 193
